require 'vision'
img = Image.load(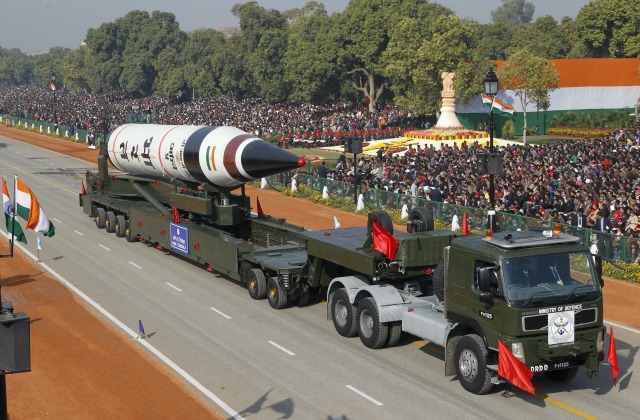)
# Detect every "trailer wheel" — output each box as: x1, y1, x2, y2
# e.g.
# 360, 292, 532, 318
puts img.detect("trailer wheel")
408, 207, 434, 232
331, 288, 357, 337
296, 287, 310, 307
94, 208, 106, 229
246, 268, 267, 300
125, 220, 137, 243
114, 215, 127, 237
267, 278, 288, 309
386, 321, 402, 347
455, 334, 493, 395
105, 211, 116, 233
357, 297, 388, 349
433, 259, 445, 301
544, 367, 578, 383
